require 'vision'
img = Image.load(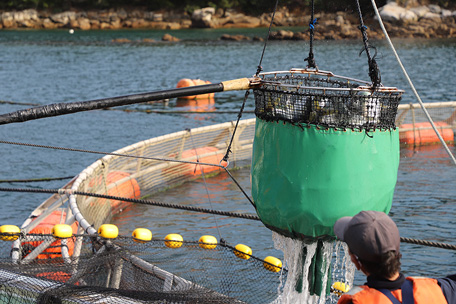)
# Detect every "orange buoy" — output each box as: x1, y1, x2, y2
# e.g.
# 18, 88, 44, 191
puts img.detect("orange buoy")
166, 147, 227, 177
399, 122, 454, 145
89, 171, 141, 213
176, 79, 215, 100
23, 210, 78, 259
